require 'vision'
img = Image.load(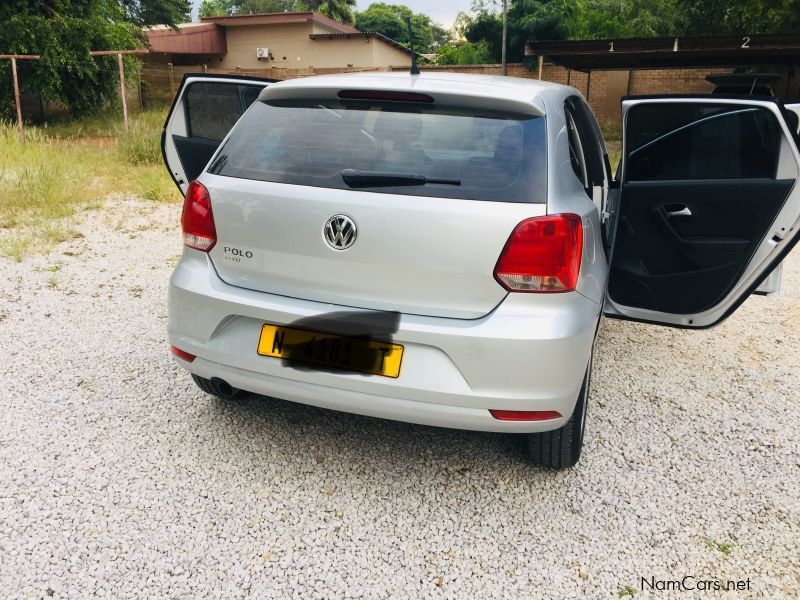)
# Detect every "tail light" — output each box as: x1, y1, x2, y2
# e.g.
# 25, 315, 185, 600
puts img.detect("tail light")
494, 214, 583, 293
181, 180, 216, 251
